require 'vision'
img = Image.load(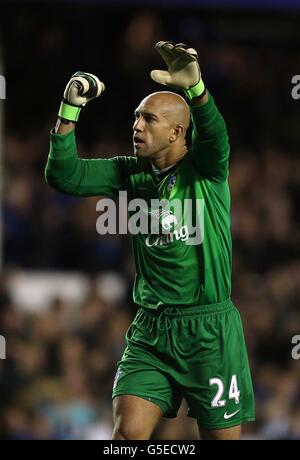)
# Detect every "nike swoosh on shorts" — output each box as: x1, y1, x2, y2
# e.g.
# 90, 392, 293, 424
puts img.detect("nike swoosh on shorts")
223, 409, 240, 419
